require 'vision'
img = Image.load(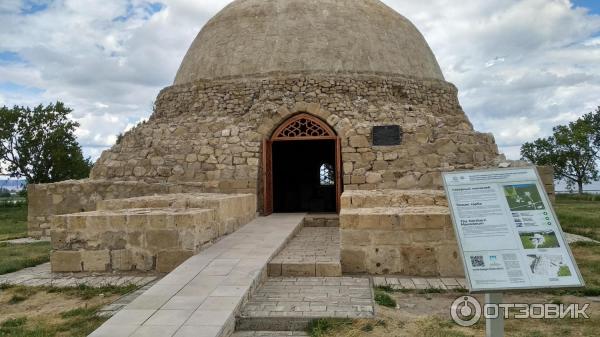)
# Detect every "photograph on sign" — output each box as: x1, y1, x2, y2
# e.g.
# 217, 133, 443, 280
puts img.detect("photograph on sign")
442, 167, 585, 293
